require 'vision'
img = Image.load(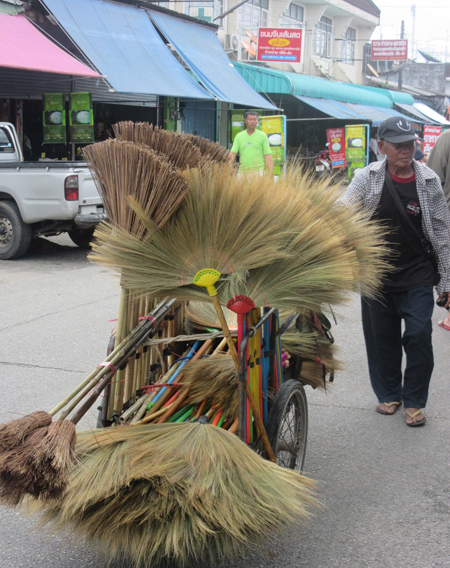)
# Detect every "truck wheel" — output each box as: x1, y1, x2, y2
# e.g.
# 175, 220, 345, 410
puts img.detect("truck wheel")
68, 229, 94, 249
0, 201, 32, 260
